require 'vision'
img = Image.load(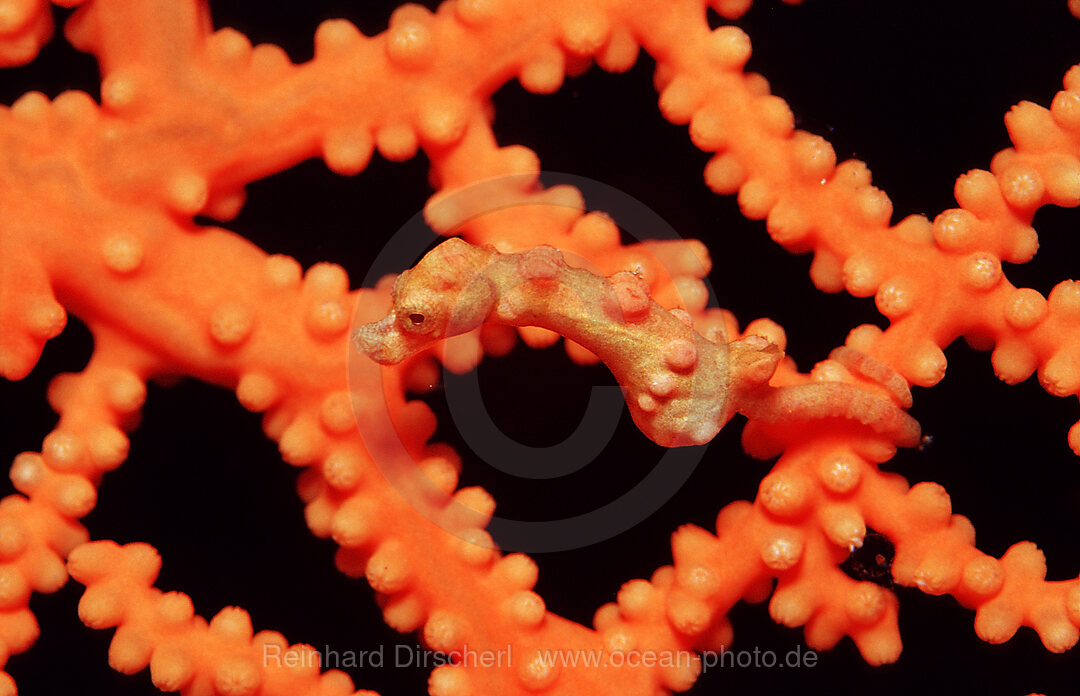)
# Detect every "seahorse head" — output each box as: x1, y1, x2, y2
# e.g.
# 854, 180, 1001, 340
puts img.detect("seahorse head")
354, 238, 497, 364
